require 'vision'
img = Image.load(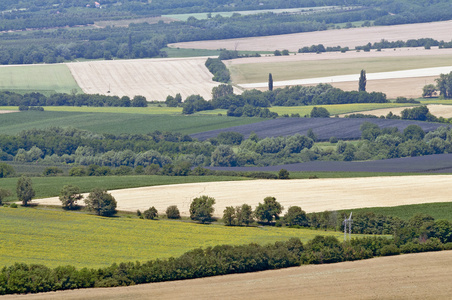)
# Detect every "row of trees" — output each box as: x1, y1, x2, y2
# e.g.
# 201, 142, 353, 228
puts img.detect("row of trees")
0, 92, 148, 107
